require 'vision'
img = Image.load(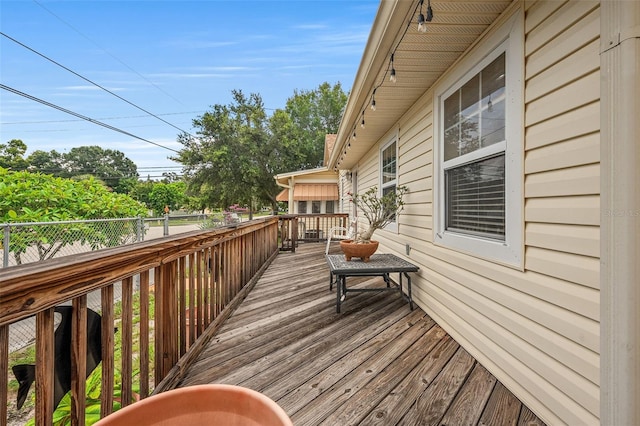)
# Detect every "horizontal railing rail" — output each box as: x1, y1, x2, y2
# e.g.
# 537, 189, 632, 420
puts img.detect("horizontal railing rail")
278, 213, 349, 252
0, 216, 279, 425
